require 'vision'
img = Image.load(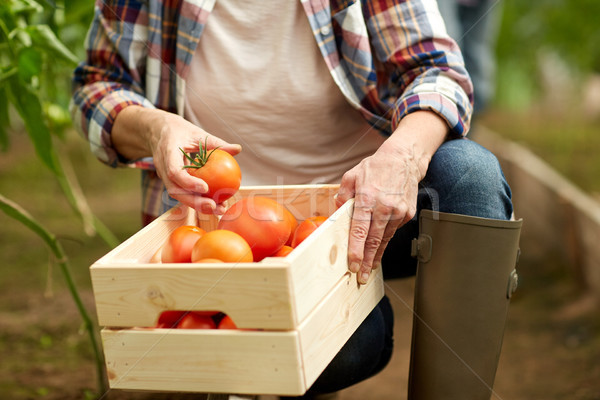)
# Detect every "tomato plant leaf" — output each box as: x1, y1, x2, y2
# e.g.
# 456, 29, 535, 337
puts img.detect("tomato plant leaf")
17, 46, 42, 82
26, 24, 78, 65
7, 76, 59, 173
